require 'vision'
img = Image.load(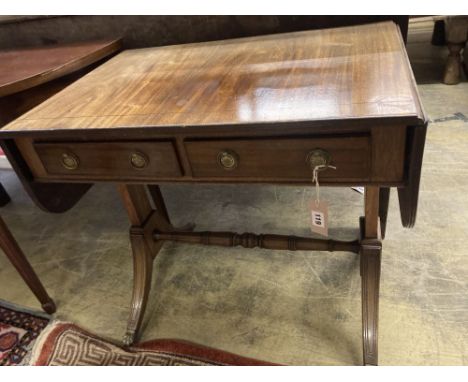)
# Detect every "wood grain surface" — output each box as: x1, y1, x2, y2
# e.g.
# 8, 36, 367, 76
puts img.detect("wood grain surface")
34, 140, 182, 179
185, 135, 371, 181
1, 22, 425, 135
0, 39, 121, 98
